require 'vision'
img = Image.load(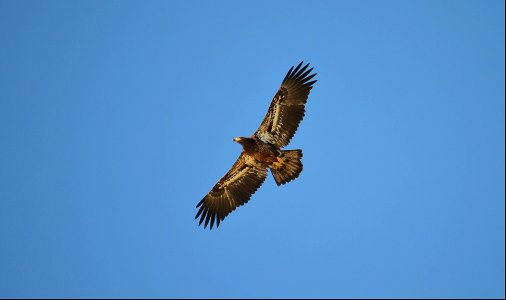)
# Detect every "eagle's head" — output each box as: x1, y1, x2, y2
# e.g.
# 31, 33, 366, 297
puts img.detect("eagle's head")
233, 136, 254, 148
